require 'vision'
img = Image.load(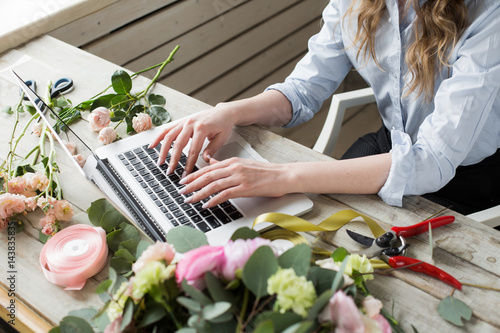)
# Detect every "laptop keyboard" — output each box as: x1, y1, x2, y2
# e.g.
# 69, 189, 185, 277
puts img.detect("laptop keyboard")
117, 144, 243, 233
